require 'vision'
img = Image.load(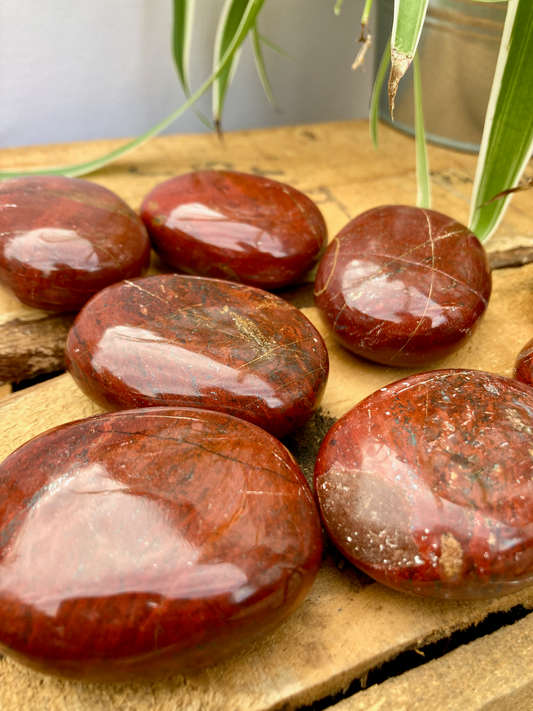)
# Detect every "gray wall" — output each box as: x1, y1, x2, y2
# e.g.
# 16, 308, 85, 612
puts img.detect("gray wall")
0, 0, 374, 147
